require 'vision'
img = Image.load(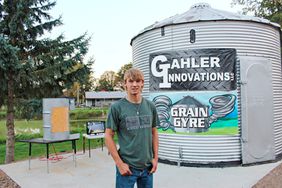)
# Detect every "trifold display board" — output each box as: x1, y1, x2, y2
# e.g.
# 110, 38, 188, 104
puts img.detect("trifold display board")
43, 98, 75, 140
